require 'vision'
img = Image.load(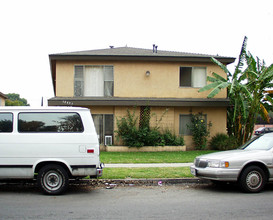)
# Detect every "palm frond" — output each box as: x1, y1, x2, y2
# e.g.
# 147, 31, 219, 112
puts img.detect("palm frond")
235, 36, 248, 74
264, 94, 273, 105
240, 84, 253, 102
206, 76, 218, 82
229, 78, 238, 95
207, 82, 230, 98
211, 57, 230, 75
207, 87, 221, 98
198, 81, 221, 93
212, 72, 227, 82
259, 103, 270, 123
240, 97, 248, 122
